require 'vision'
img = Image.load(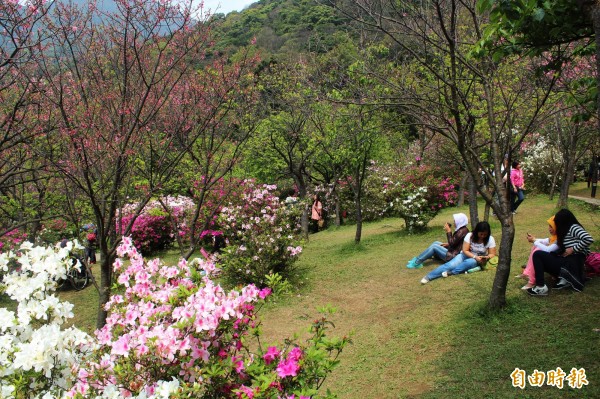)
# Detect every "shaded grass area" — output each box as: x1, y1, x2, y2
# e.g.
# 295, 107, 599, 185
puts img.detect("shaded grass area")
260, 188, 600, 398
